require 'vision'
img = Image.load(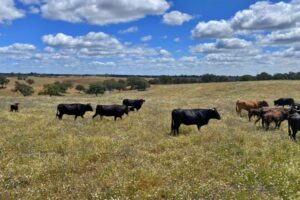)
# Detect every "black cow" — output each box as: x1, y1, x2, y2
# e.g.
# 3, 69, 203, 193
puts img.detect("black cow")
92, 105, 129, 121
274, 98, 294, 107
292, 102, 300, 110
288, 112, 300, 141
10, 103, 19, 112
171, 108, 221, 135
123, 99, 145, 111
56, 103, 93, 120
